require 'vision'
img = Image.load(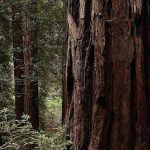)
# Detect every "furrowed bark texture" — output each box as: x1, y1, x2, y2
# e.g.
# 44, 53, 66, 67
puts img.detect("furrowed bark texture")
64, 0, 150, 149
24, 1, 39, 130
12, 5, 24, 119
